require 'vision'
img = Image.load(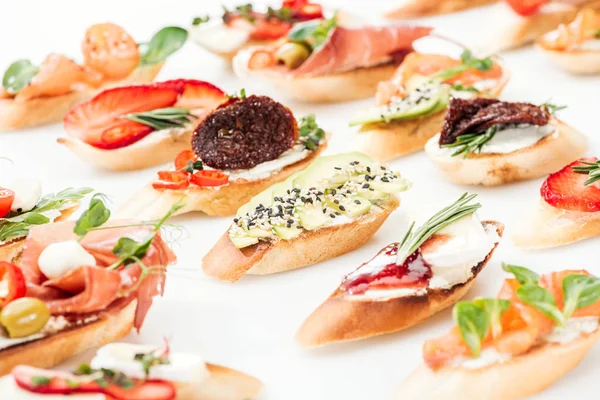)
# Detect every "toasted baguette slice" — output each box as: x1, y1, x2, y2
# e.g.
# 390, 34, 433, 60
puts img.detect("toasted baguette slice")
0, 63, 164, 132
117, 143, 327, 219
383, 0, 497, 19
512, 198, 600, 249
425, 120, 588, 186
536, 44, 600, 74
186, 363, 263, 400
394, 327, 600, 400
202, 196, 400, 282
296, 221, 503, 347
